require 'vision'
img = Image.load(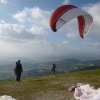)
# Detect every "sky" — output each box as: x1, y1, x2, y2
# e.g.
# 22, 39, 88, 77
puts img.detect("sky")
0, 0, 100, 61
